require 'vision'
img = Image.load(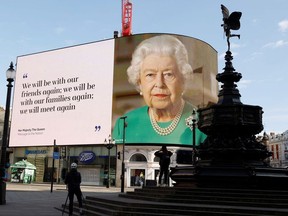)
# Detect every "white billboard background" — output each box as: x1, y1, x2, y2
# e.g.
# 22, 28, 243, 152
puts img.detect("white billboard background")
9, 39, 115, 146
